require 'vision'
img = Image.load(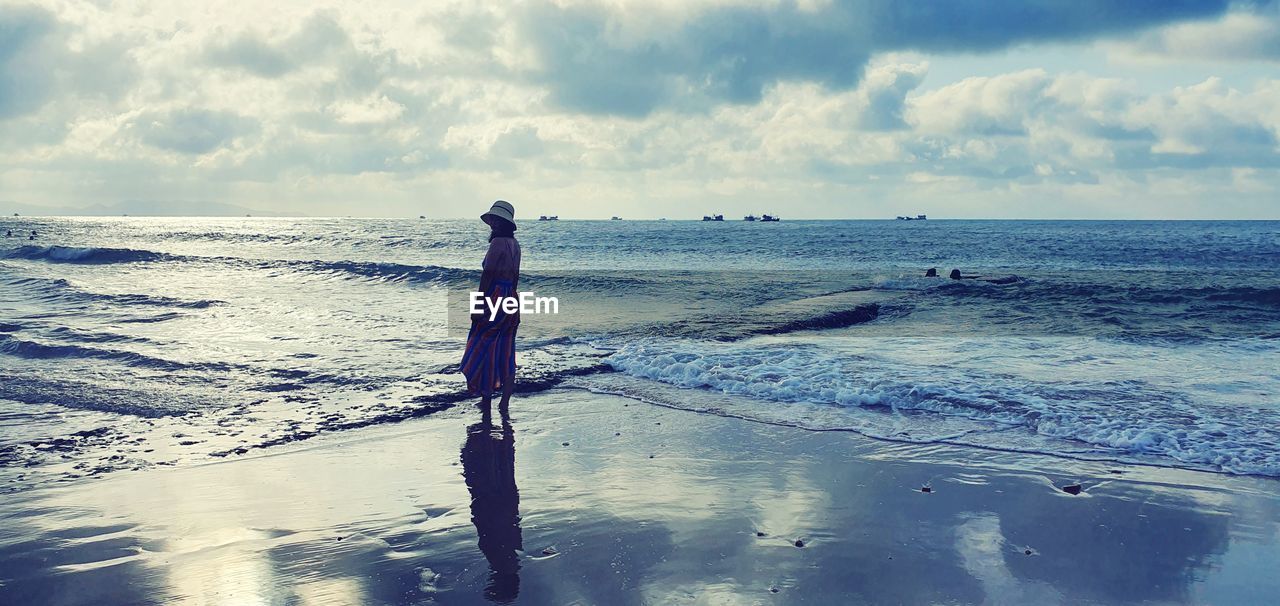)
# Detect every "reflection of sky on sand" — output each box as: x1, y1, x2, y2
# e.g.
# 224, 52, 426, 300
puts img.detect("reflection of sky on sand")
956, 514, 1063, 605
160, 527, 284, 606
2, 390, 1279, 604
1, 420, 474, 605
